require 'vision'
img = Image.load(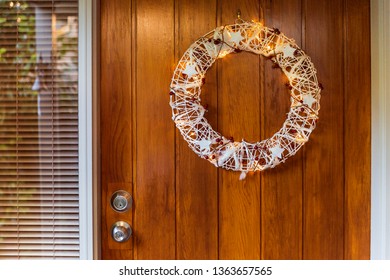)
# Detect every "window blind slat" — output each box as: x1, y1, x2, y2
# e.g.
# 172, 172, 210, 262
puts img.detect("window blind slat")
0, 252, 80, 258
0, 193, 79, 199
0, 219, 79, 226
0, 238, 79, 245
0, 251, 80, 257
0, 212, 78, 218
0, 245, 80, 251
0, 208, 80, 214
0, 164, 79, 170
